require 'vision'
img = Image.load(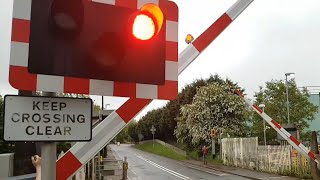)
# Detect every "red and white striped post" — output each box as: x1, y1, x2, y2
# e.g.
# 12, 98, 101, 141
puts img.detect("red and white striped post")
56, 1, 254, 179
